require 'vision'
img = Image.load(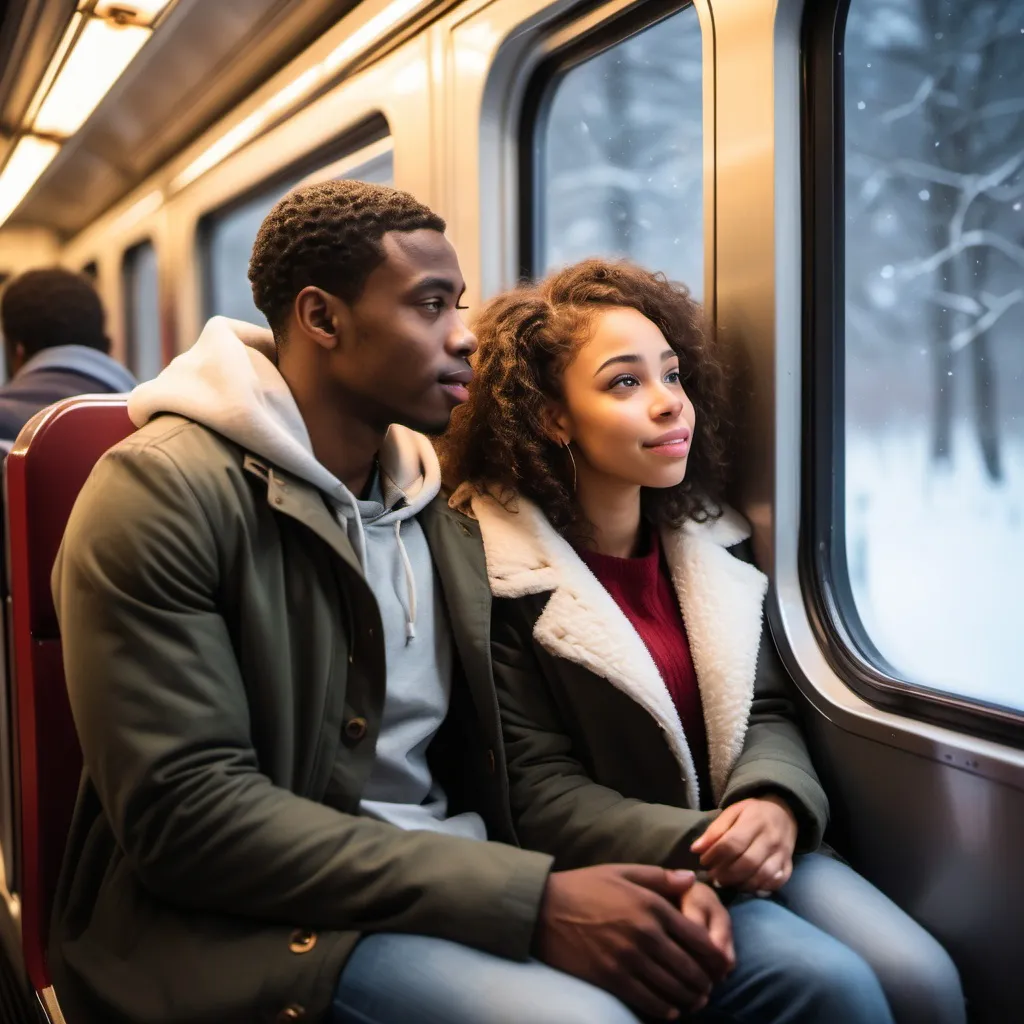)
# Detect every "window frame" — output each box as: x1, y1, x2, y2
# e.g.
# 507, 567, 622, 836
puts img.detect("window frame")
518, 0, 703, 282
801, 0, 1023, 745
121, 238, 163, 382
